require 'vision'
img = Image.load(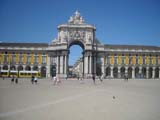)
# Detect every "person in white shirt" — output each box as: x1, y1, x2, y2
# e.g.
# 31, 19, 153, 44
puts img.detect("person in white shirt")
34, 77, 38, 84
